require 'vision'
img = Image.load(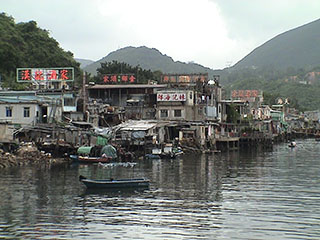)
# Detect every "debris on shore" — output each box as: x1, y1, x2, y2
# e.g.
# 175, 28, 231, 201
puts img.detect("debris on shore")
0, 142, 70, 169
